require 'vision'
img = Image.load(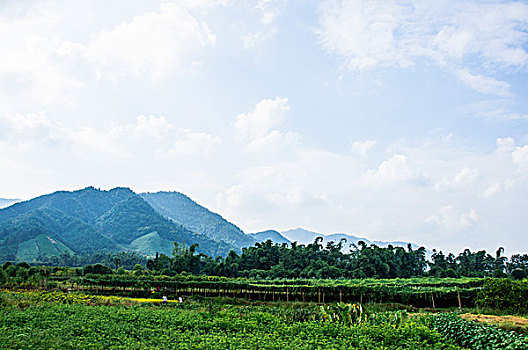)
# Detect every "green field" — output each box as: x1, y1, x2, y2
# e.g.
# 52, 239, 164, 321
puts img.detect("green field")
16, 235, 74, 262
0, 290, 463, 350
